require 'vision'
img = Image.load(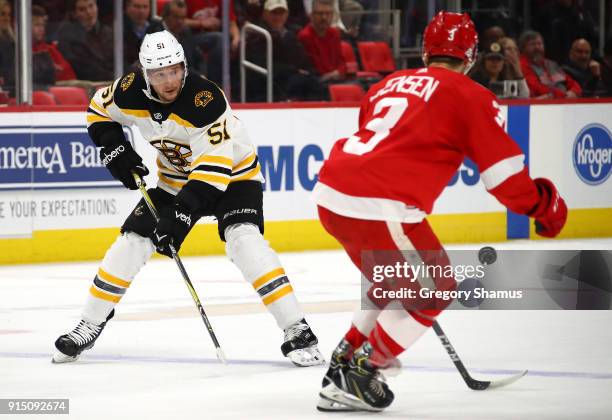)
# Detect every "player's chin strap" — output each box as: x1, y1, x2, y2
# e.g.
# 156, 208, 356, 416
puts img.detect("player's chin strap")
141, 63, 188, 104
131, 172, 227, 364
